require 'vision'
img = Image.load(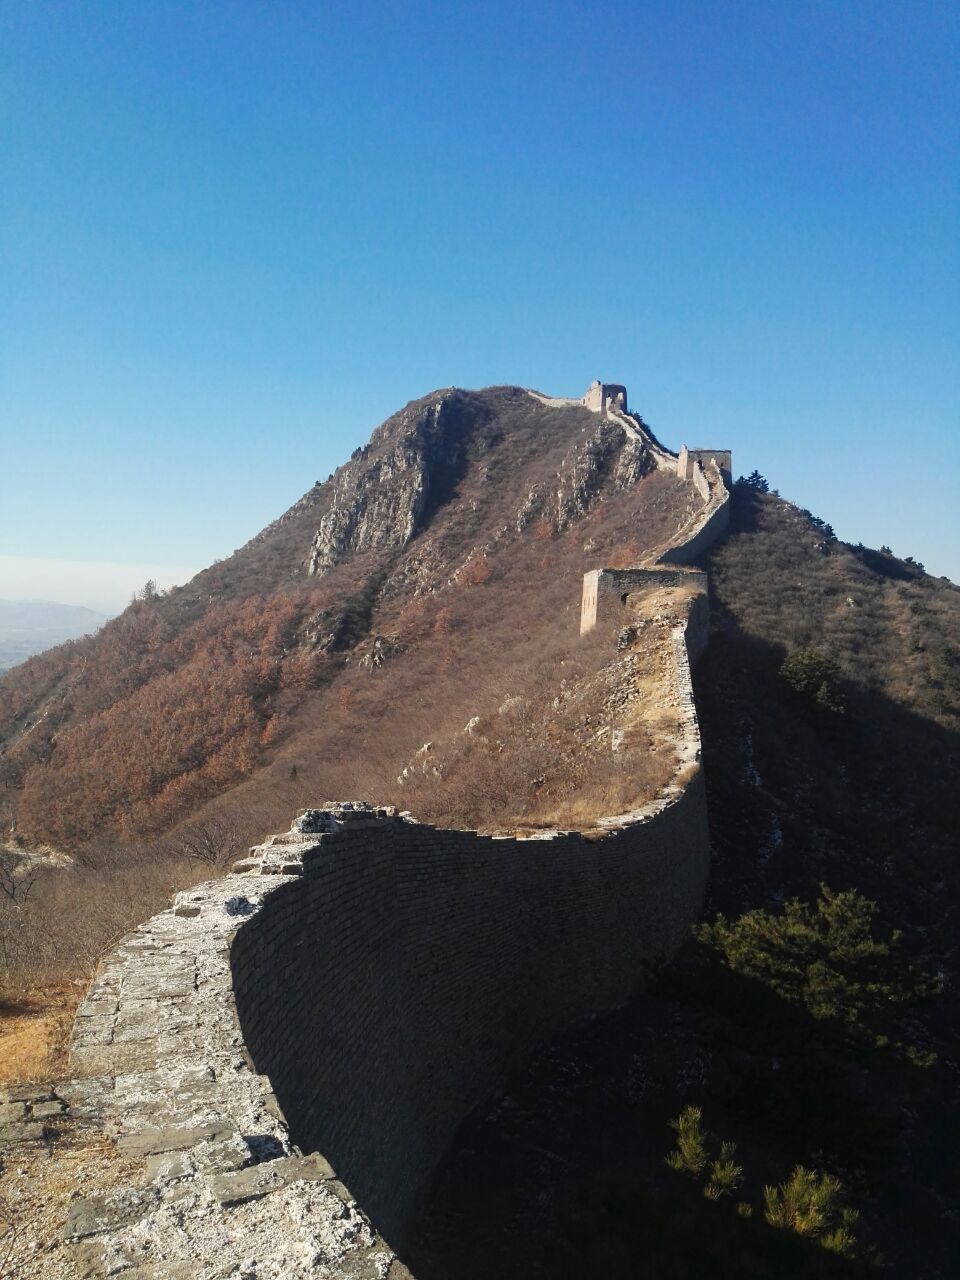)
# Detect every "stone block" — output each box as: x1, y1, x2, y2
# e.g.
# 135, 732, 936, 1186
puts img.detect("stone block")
117, 1121, 234, 1157
64, 1188, 159, 1240
116, 1265, 197, 1279
112, 1018, 160, 1045
0, 1082, 53, 1103
208, 1151, 335, 1204
0, 1120, 44, 1144
197, 1132, 250, 1173
31, 1099, 67, 1120
75, 998, 119, 1018
72, 1017, 116, 1047
72, 1039, 158, 1080
66, 1239, 109, 1279
144, 1150, 195, 1183
57, 1077, 109, 1117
